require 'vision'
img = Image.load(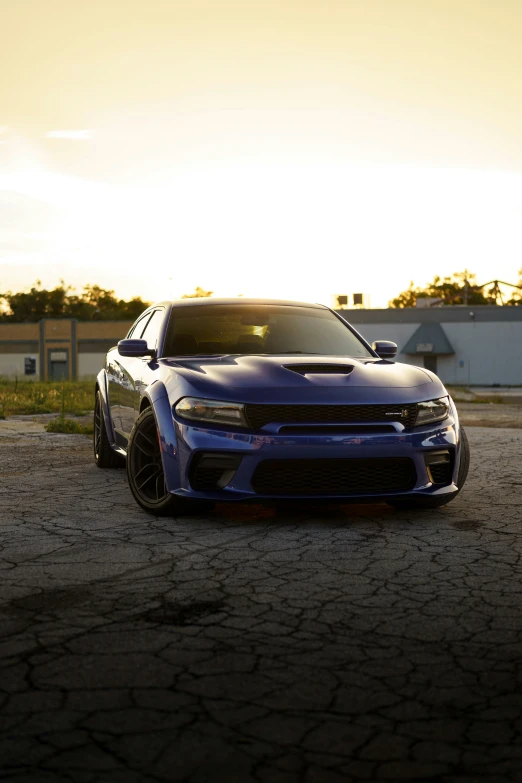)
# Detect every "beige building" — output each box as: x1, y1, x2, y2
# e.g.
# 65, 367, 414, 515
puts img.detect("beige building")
0, 319, 132, 380
2, 306, 522, 385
